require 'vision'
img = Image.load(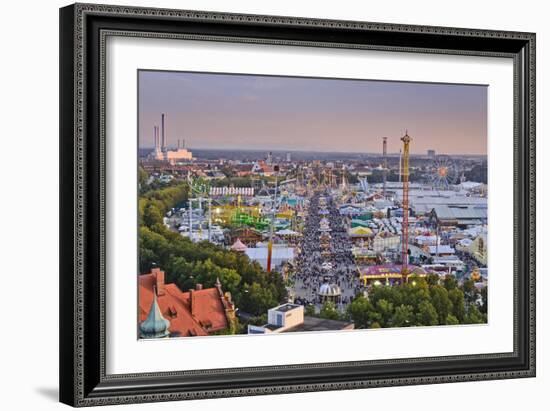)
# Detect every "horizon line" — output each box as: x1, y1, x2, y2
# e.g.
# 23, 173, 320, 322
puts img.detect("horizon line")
139, 146, 487, 157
